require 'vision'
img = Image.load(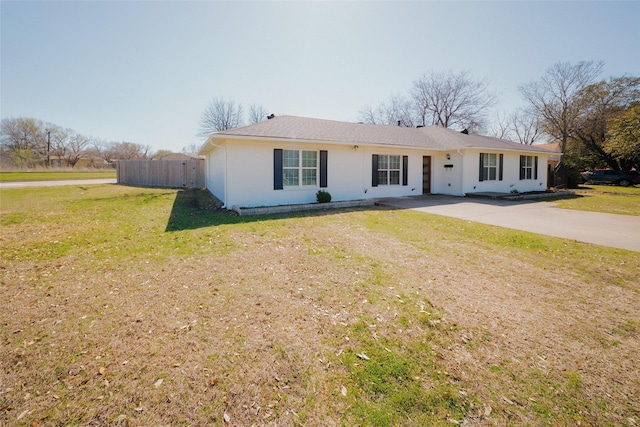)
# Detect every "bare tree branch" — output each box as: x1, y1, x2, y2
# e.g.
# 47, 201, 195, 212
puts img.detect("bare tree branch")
248, 104, 269, 125
198, 98, 244, 137
491, 112, 511, 140
358, 94, 416, 126
519, 61, 604, 153
411, 70, 497, 130
511, 109, 543, 145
